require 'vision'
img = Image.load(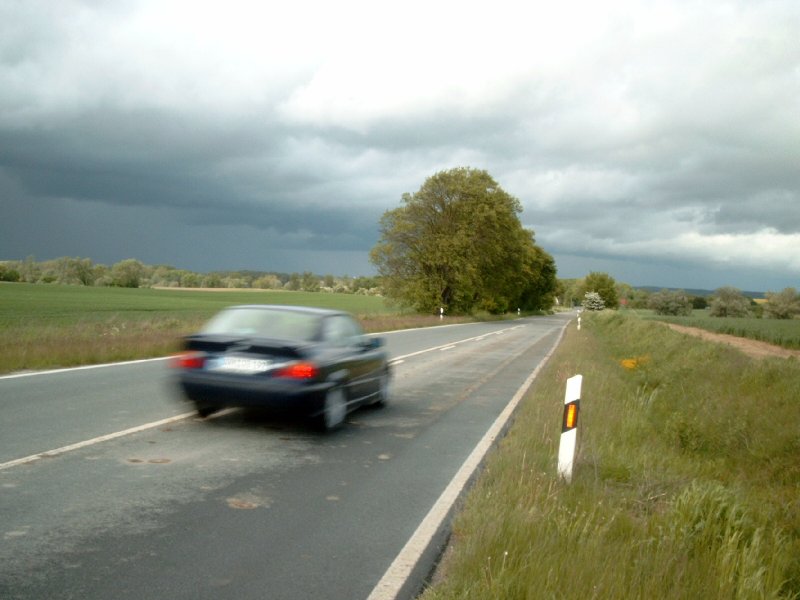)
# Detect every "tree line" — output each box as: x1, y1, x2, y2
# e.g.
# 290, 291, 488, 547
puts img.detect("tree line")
646, 286, 799, 320
0, 257, 382, 295
3, 255, 795, 319
559, 273, 799, 320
